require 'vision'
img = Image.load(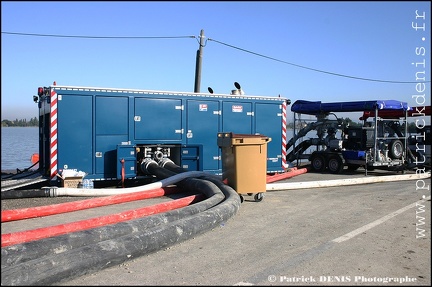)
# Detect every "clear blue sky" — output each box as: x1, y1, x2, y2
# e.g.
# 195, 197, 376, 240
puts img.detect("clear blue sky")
1, 1, 430, 122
